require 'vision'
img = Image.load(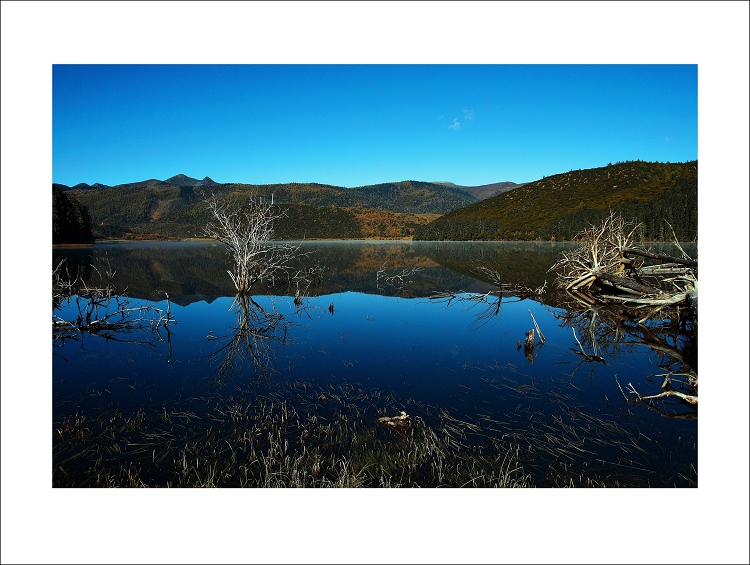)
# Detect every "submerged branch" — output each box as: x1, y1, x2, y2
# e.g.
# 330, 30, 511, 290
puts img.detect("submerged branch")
53, 259, 176, 345
627, 383, 698, 406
